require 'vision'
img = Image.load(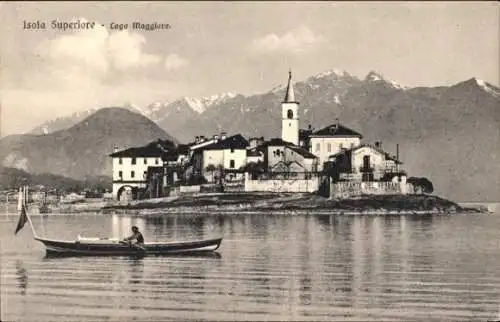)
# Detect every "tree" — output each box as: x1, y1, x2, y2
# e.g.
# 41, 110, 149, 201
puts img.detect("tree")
205, 164, 217, 183
408, 177, 434, 194
243, 161, 266, 179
